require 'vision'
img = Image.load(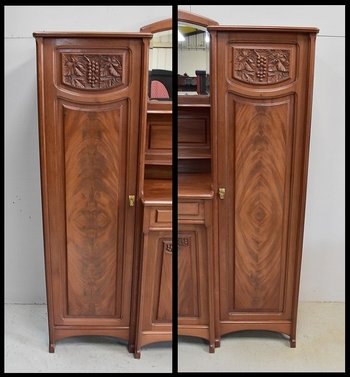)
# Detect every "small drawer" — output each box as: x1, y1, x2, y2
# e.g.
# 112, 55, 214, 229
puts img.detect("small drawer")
178, 201, 204, 221
148, 206, 172, 229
